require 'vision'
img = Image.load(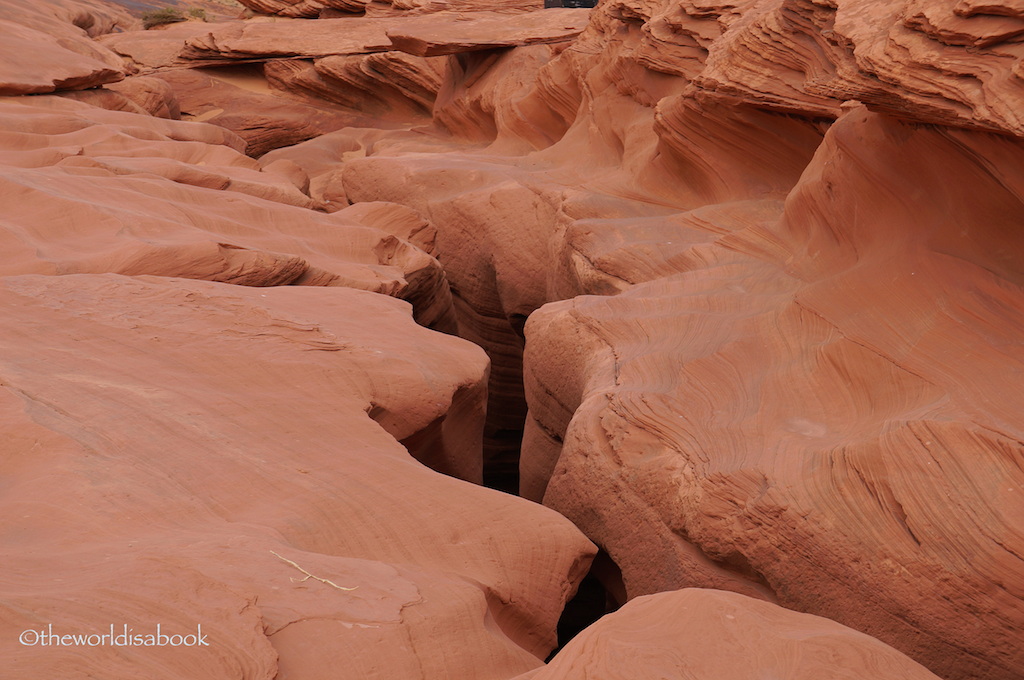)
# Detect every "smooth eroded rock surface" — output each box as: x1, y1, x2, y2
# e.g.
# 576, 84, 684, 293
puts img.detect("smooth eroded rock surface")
0, 95, 457, 328
523, 107, 1024, 680
386, 8, 591, 56
0, 0, 130, 95
3, 0, 1024, 677
151, 67, 370, 155
0, 275, 595, 679
520, 589, 944, 680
